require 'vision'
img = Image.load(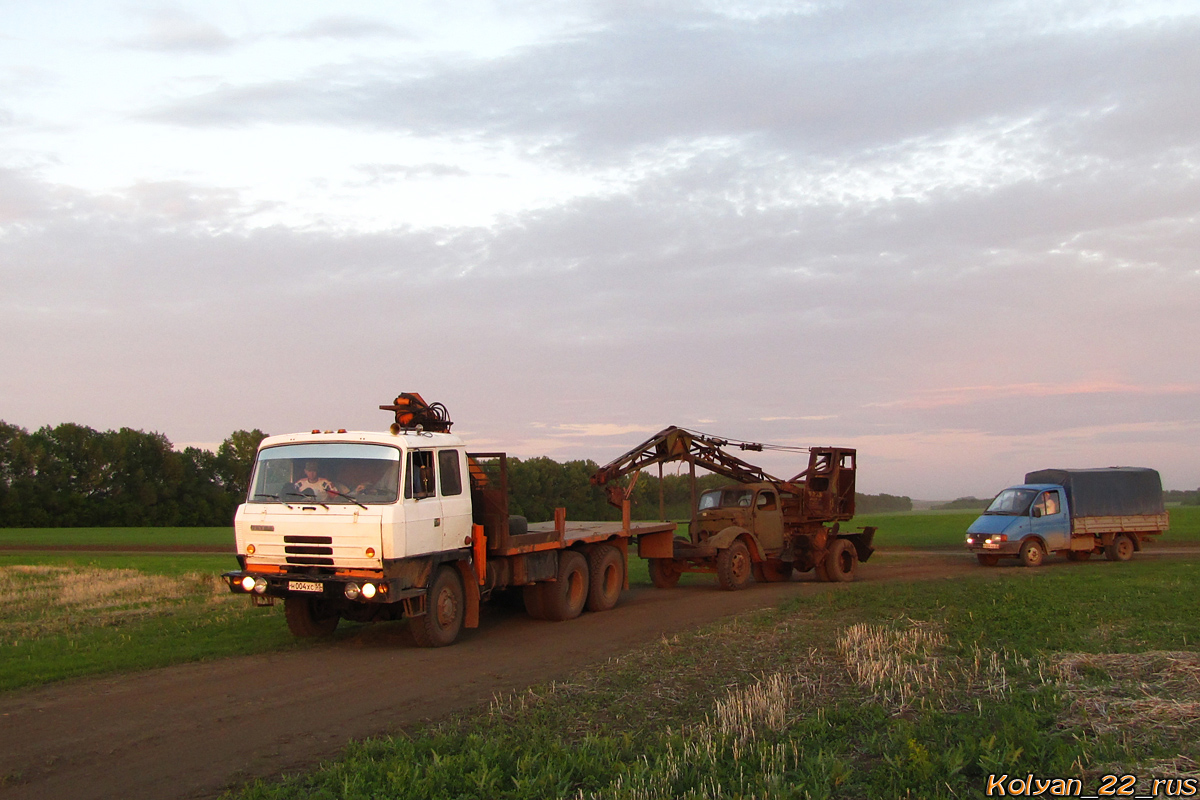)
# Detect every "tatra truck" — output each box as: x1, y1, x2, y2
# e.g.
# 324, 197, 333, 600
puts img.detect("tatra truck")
223, 394, 675, 646
965, 467, 1168, 567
